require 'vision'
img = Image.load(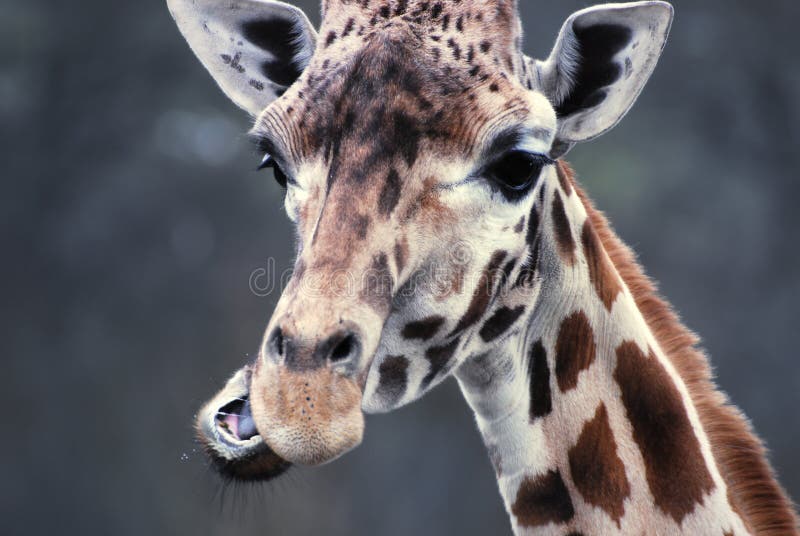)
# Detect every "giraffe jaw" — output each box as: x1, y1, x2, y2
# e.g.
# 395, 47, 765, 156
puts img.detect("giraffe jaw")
196, 366, 291, 482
